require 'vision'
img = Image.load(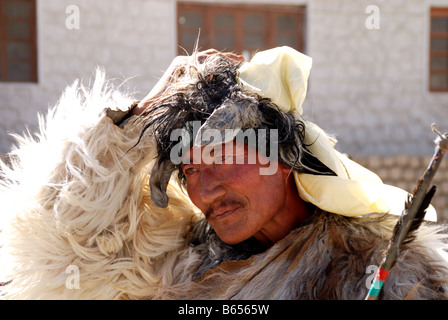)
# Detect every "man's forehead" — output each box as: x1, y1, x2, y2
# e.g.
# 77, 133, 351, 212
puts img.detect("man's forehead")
181, 140, 248, 164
